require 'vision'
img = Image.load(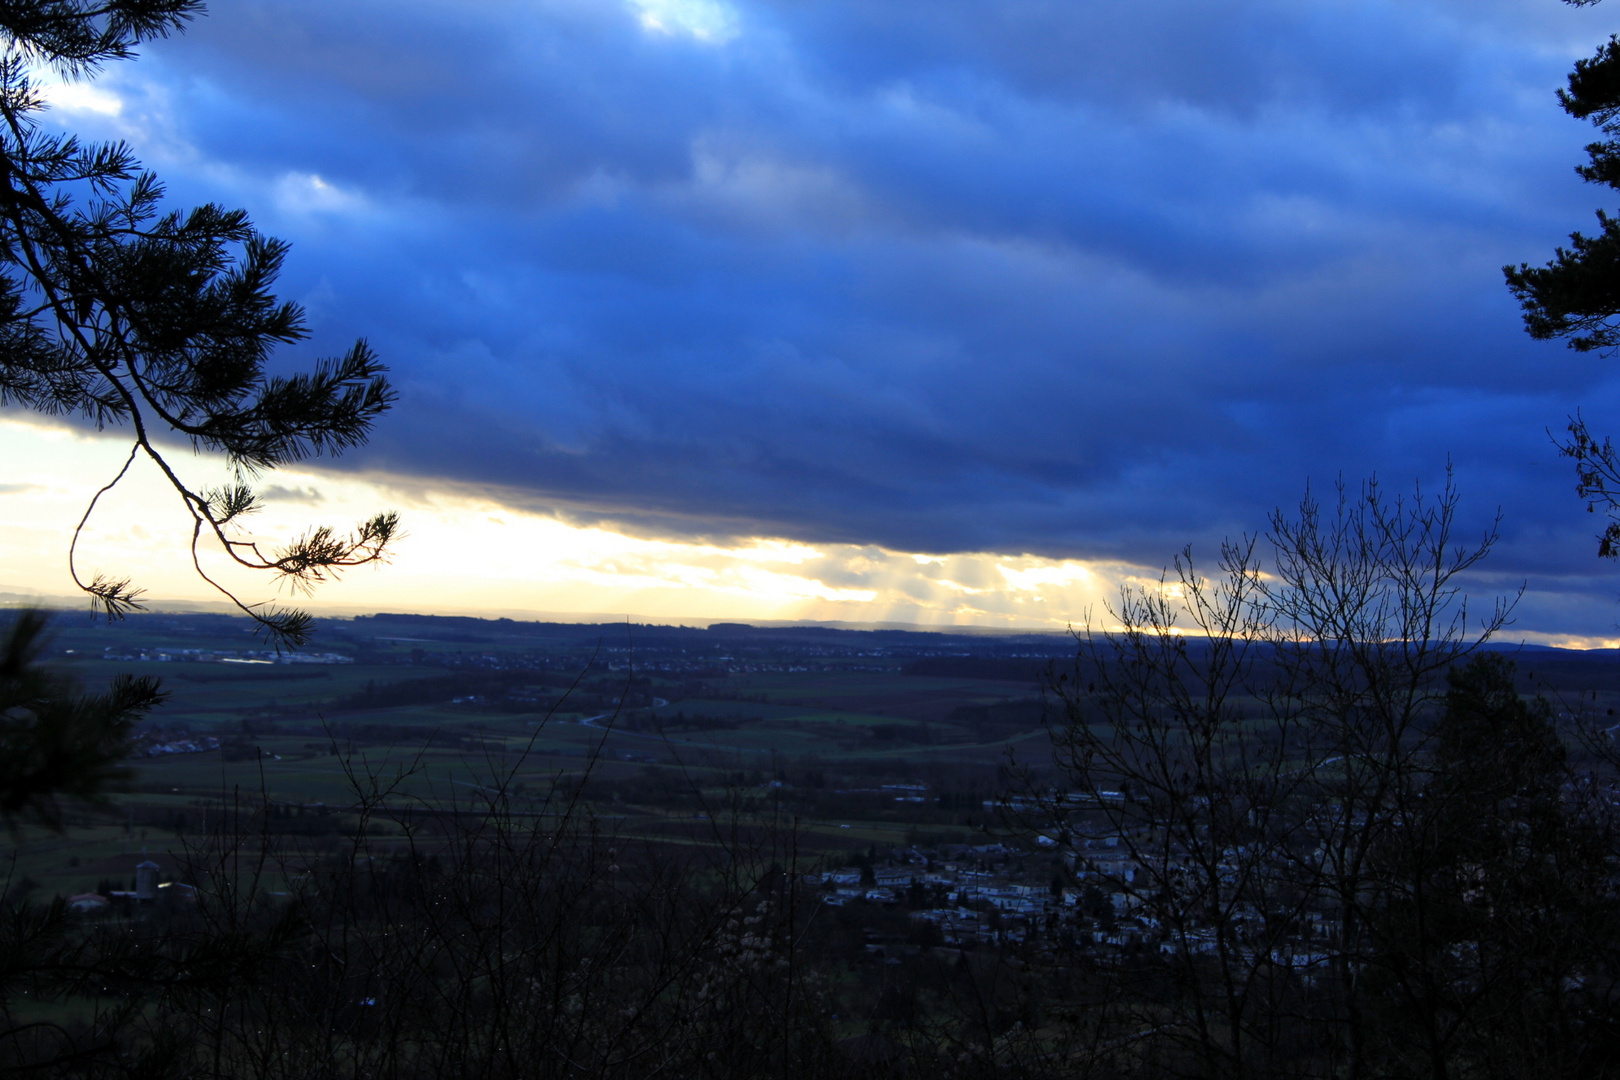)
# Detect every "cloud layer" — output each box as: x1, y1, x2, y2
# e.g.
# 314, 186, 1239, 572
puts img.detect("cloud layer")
26, 0, 1620, 633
